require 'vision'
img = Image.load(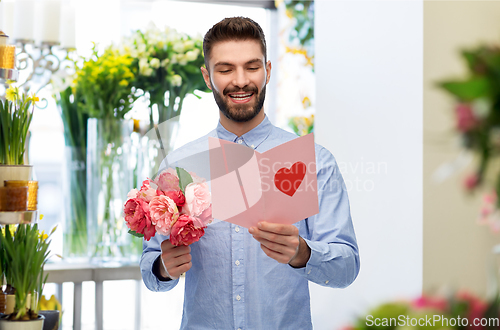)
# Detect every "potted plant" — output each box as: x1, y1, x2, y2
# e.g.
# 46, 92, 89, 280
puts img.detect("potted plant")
0, 84, 38, 183
0, 224, 55, 330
